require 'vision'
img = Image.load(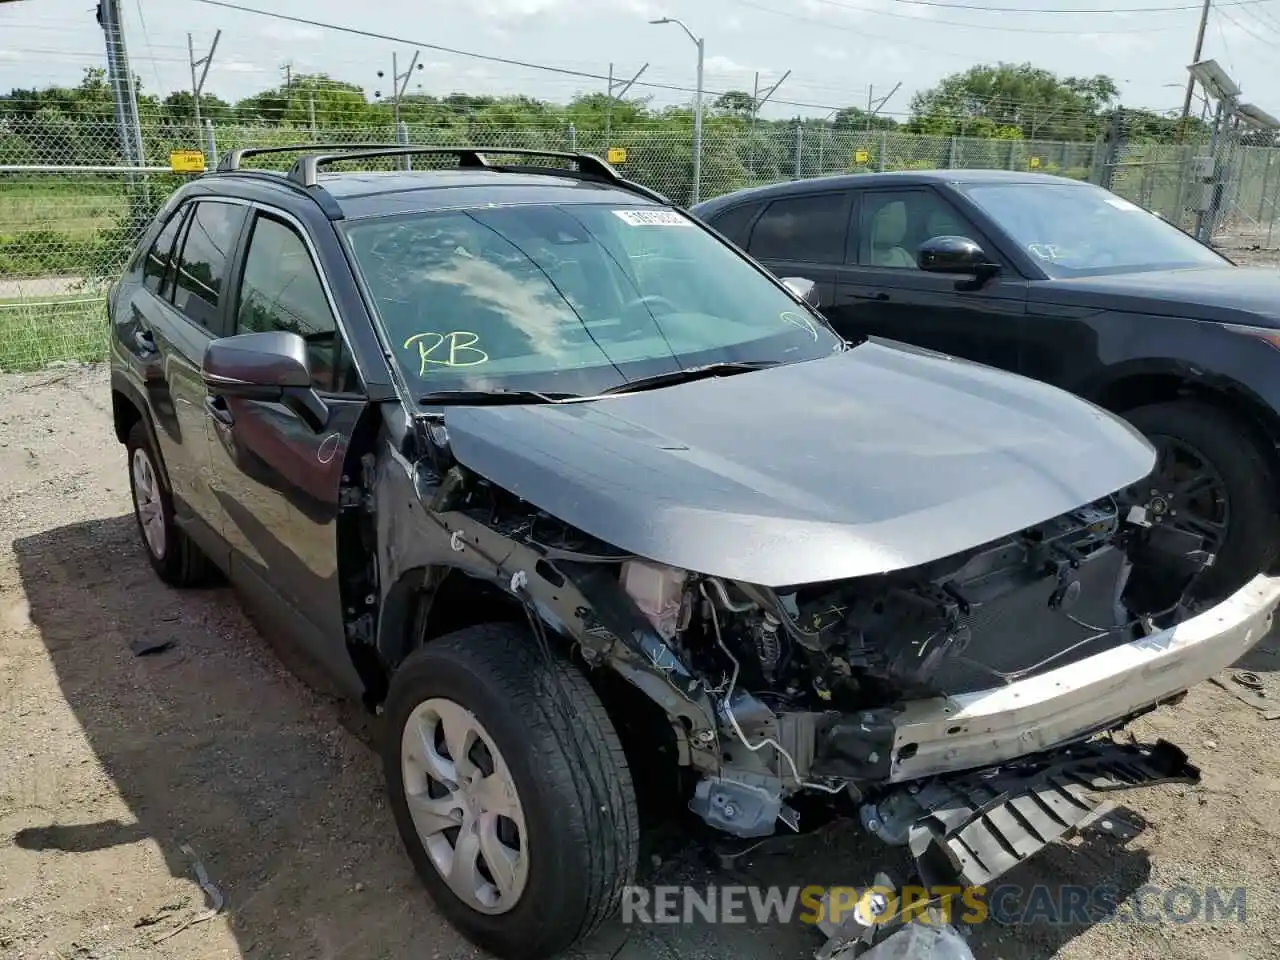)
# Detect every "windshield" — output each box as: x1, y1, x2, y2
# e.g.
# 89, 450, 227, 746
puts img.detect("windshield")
342, 203, 841, 398
959, 182, 1229, 278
